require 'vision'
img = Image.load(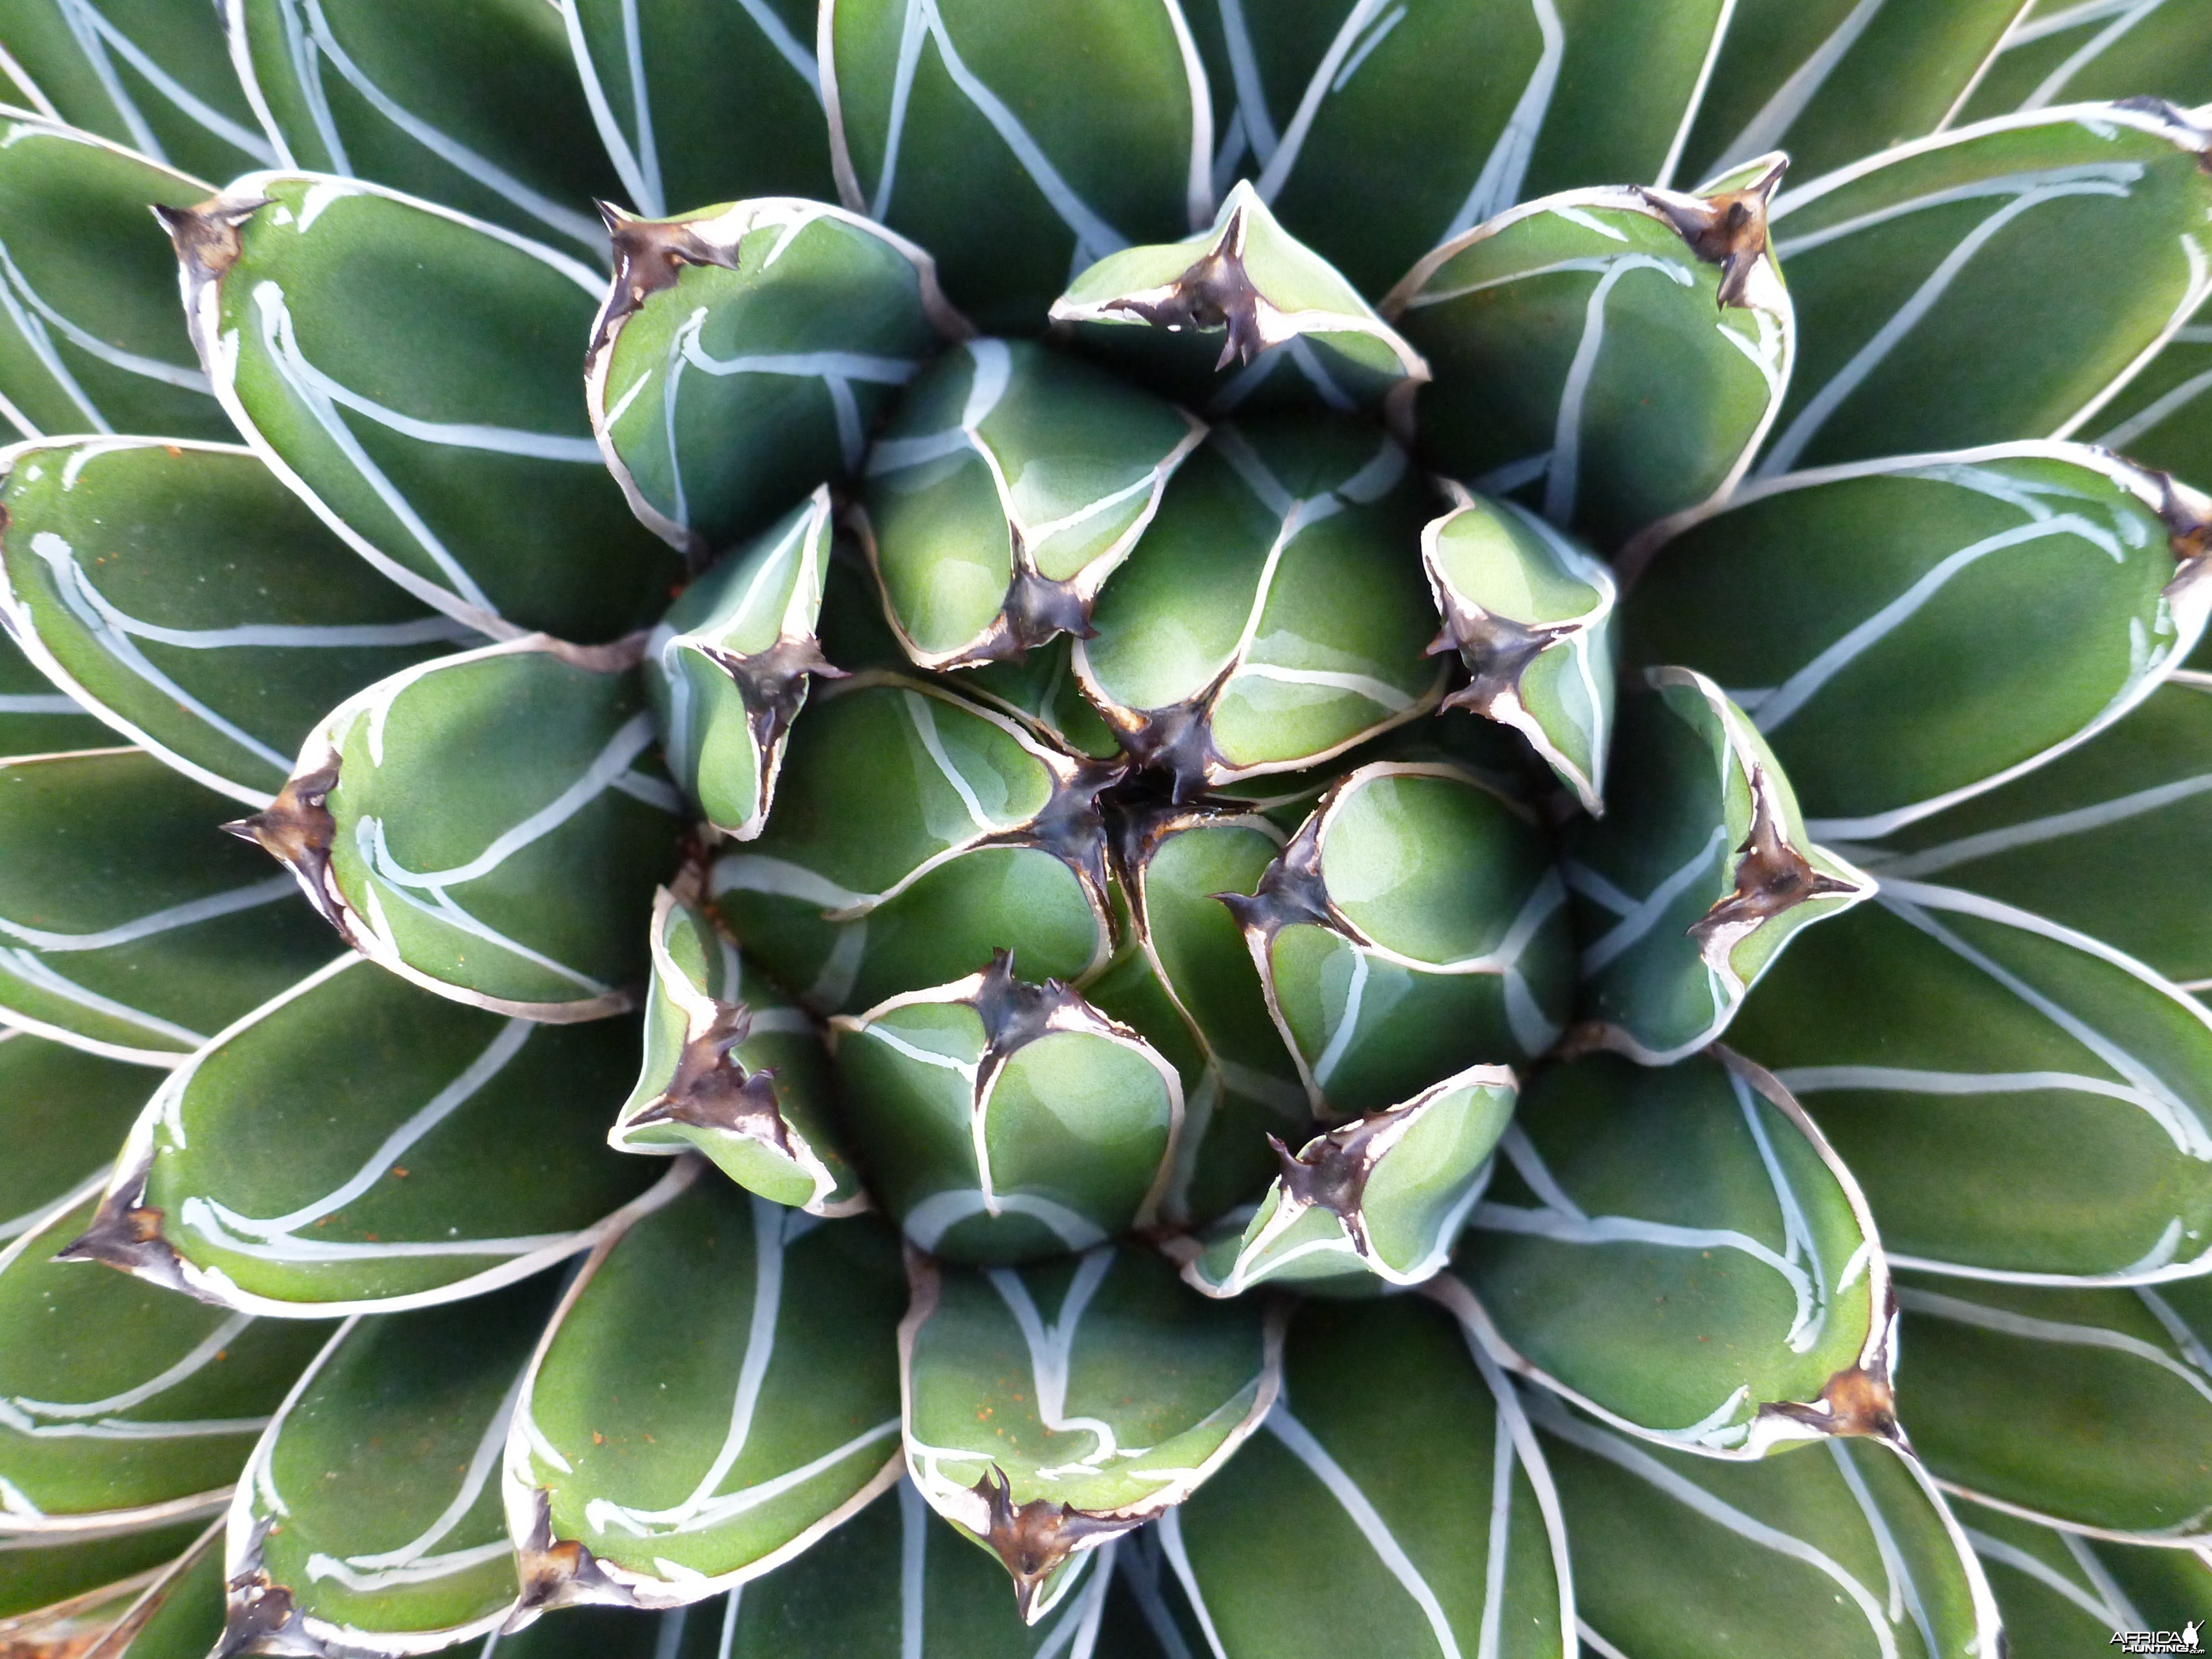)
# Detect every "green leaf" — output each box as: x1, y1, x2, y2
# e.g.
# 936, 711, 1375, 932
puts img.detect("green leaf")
505, 1178, 907, 1614
0, 1029, 155, 1241
1050, 180, 1428, 415
231, 635, 684, 1020
1077, 418, 1443, 797
0, 615, 106, 757
609, 888, 864, 1217
822, 0, 1208, 332
227, 0, 623, 257
1962, 1504, 2212, 1656
221, 1276, 563, 1653
901, 1243, 1284, 1623
1189, 0, 1736, 298
1386, 166, 1794, 556
1421, 487, 1616, 812
588, 200, 964, 562
1958, 0, 2212, 127
1852, 679, 2212, 990
1894, 1271, 2212, 1543
830, 956, 1181, 1264
0, 1194, 327, 1532
1443, 1048, 1893, 1458
862, 338, 1203, 666
564, 0, 837, 218
1674, 0, 2027, 189
471, 1603, 676, 1658
0, 749, 334, 1062
1727, 879, 2212, 1281
1177, 1062, 1515, 1297
0, 438, 481, 806
81, 1521, 225, 1659
171, 175, 684, 644
2092, 322, 2212, 491
0, 114, 232, 441
1530, 1387, 2003, 1659
957, 637, 1123, 761
1751, 103, 2212, 476
712, 675, 1115, 1017
0, 0, 271, 182
0, 1515, 208, 1631
1162, 1294, 1571, 1659
65, 954, 674, 1313
1625, 444, 2210, 839
1564, 670, 1872, 1065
